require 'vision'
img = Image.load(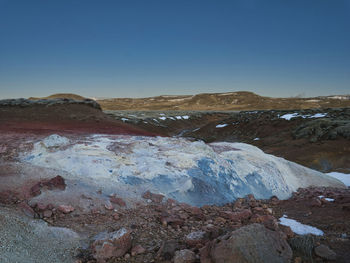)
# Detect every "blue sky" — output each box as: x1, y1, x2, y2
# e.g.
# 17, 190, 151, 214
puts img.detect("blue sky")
0, 0, 349, 99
